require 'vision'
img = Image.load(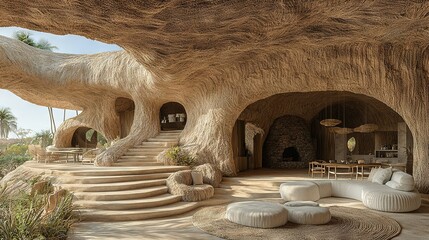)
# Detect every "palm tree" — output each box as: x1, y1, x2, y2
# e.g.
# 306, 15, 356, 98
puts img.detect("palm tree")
32, 130, 53, 147
0, 107, 17, 139
14, 31, 57, 51
14, 31, 58, 134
